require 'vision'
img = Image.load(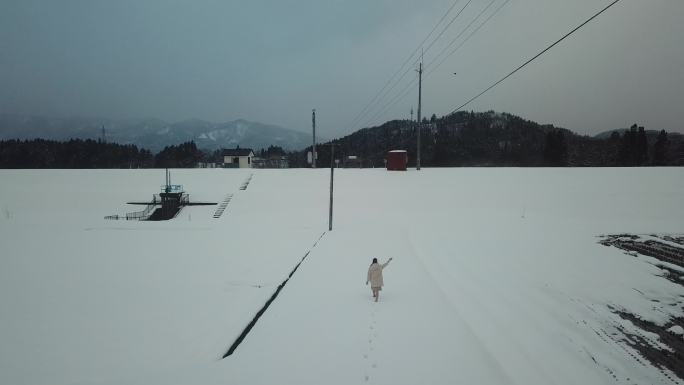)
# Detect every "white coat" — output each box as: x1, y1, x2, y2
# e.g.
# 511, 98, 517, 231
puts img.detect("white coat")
367, 260, 391, 288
